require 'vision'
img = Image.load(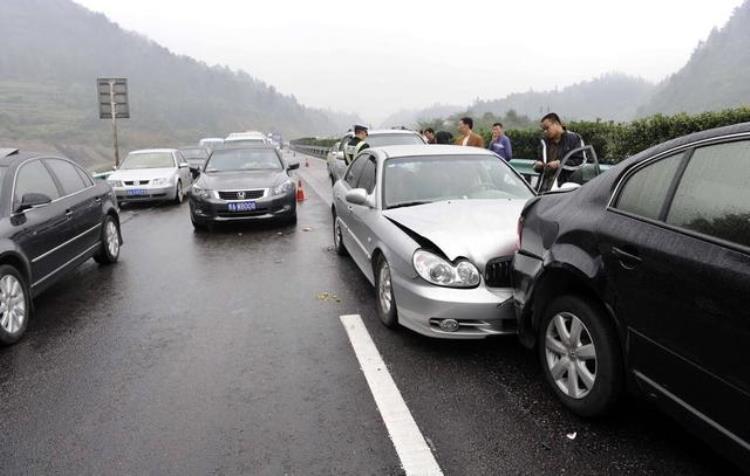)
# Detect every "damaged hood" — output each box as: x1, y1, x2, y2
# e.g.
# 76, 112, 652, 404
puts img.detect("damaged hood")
383, 199, 526, 267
